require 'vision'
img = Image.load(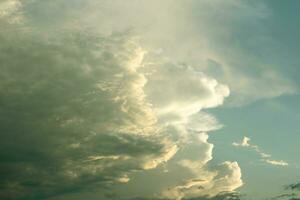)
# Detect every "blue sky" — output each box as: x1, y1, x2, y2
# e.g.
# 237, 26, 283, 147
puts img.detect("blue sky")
0, 1, 299, 200
208, 2, 300, 198
210, 95, 300, 198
